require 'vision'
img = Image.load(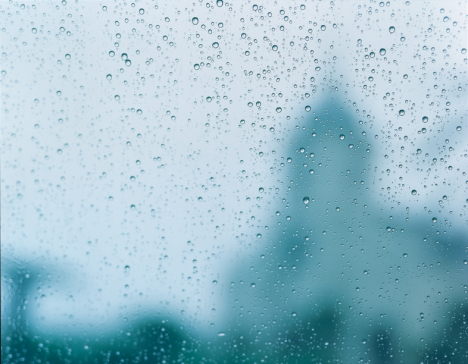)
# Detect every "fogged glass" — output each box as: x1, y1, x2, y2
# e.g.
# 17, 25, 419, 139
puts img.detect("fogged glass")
1, 1, 467, 363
